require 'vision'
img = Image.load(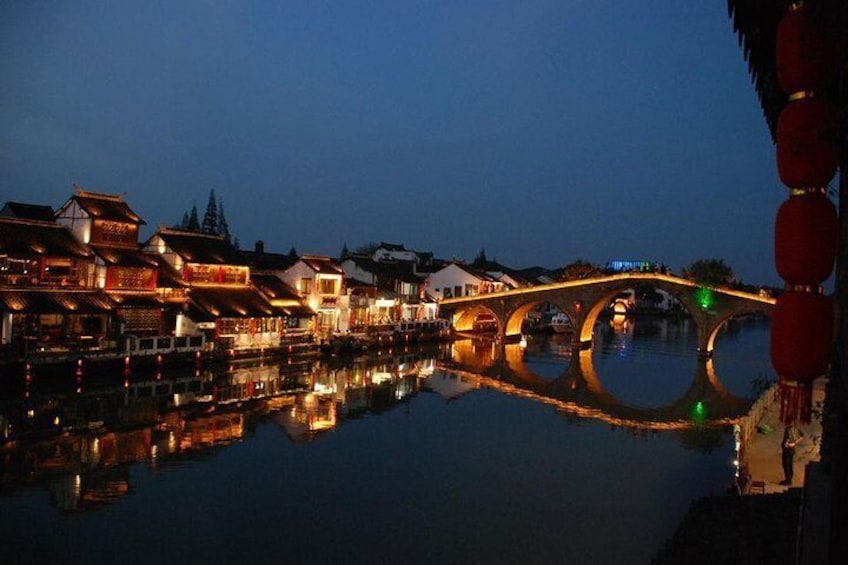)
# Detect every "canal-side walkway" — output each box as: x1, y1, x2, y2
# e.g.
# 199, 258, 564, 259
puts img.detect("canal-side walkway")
745, 377, 826, 494
653, 376, 828, 564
